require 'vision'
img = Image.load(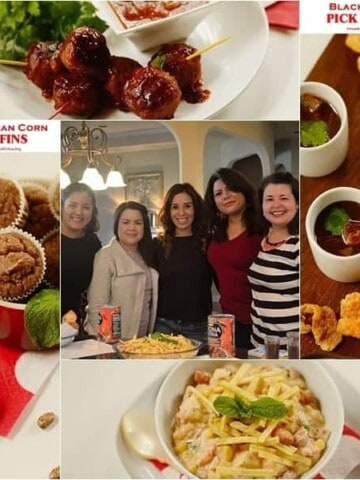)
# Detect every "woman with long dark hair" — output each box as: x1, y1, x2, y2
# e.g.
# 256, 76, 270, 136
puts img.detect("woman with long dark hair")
248, 171, 300, 348
61, 182, 101, 321
153, 183, 212, 343
204, 168, 264, 349
86, 201, 158, 338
